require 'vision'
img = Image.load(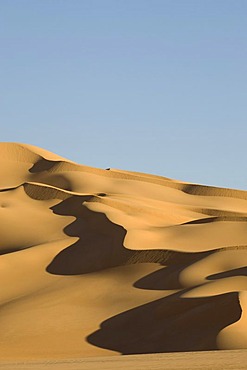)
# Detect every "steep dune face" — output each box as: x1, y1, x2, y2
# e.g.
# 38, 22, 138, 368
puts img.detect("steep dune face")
1, 142, 247, 359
